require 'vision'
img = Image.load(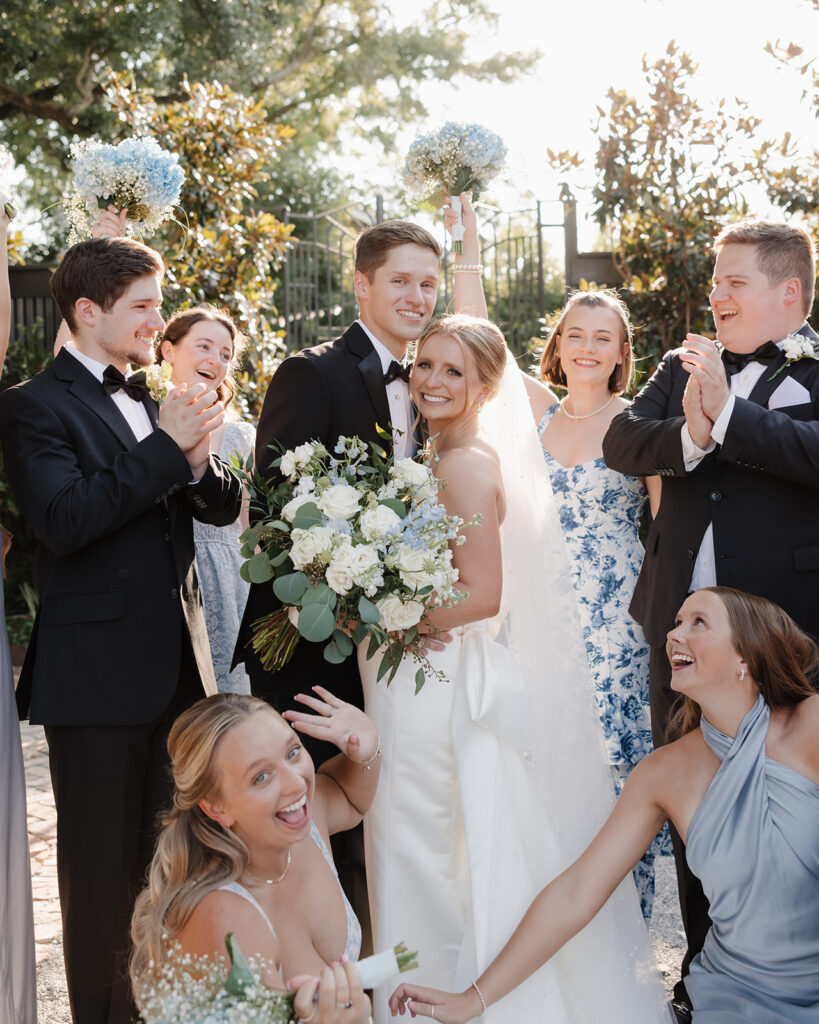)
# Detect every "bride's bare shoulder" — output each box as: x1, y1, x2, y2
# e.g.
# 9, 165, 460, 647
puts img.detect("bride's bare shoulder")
433, 441, 501, 485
